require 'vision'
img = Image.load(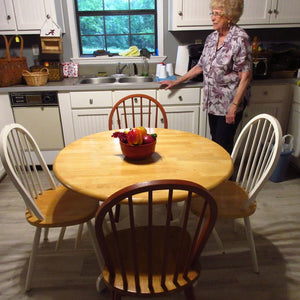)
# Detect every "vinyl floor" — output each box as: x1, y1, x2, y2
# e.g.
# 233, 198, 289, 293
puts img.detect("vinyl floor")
0, 166, 299, 300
